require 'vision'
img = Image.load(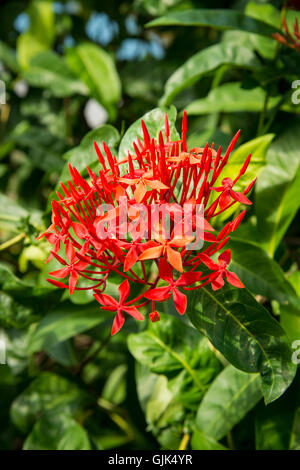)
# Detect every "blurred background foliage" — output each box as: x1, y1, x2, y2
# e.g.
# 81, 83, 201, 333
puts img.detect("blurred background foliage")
0, 0, 300, 451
